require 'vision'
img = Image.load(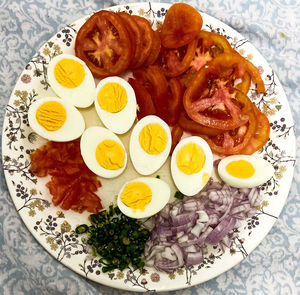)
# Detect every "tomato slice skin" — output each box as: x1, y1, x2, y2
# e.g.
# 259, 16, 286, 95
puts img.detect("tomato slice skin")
118, 12, 141, 66
145, 65, 169, 121
170, 124, 183, 154
128, 78, 156, 120
197, 31, 233, 54
167, 78, 183, 126
143, 30, 161, 67
161, 3, 203, 48
161, 38, 198, 77
240, 104, 270, 154
235, 71, 251, 95
130, 15, 154, 68
75, 10, 132, 78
